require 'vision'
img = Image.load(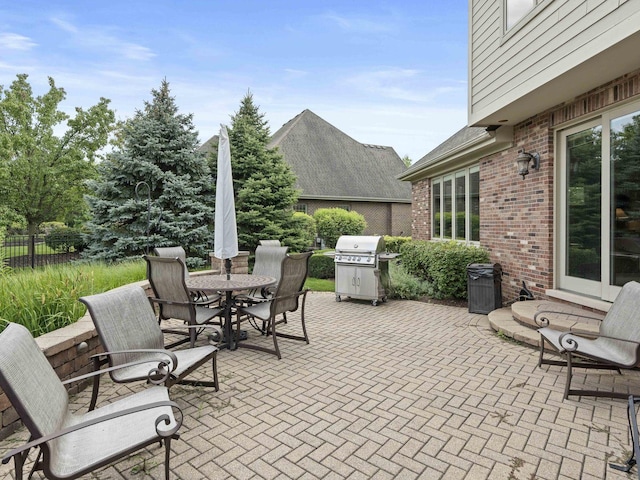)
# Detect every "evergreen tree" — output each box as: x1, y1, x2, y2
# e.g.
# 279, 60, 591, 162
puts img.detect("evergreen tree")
84, 80, 213, 265
211, 92, 299, 251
